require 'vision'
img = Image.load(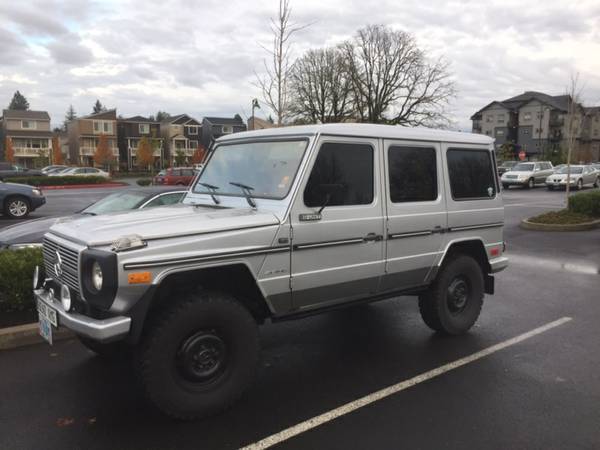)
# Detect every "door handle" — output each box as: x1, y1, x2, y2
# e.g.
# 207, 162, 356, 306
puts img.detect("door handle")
363, 233, 383, 242
431, 226, 446, 234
